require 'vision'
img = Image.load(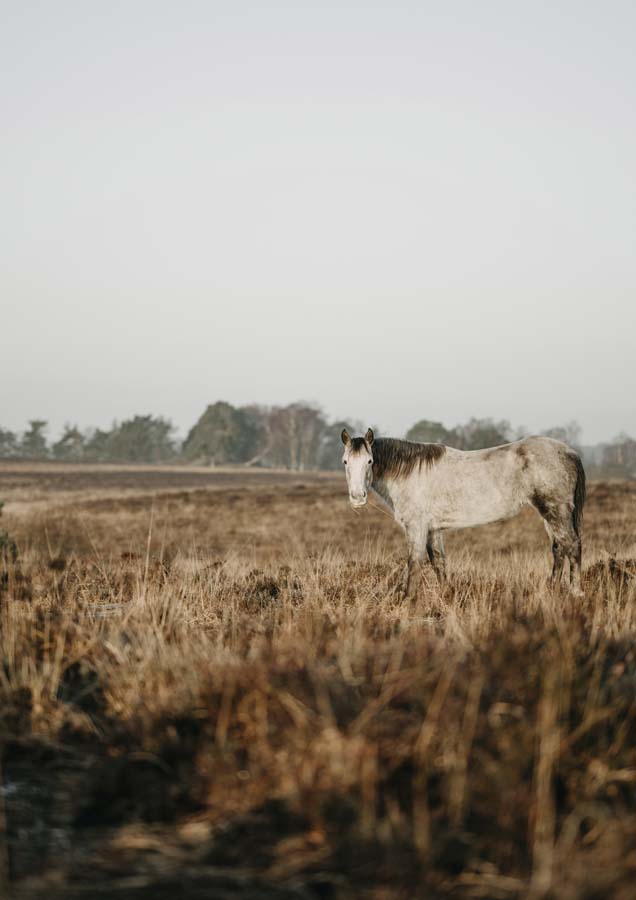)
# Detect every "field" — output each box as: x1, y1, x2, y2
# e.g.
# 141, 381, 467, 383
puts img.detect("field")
1, 462, 636, 899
